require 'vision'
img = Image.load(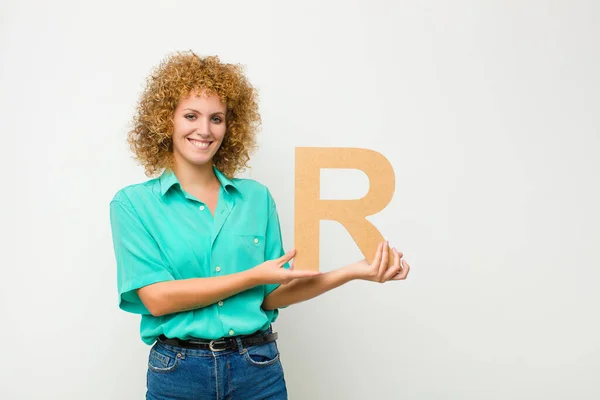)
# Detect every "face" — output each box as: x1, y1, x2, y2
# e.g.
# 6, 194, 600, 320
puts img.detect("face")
171, 90, 227, 169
